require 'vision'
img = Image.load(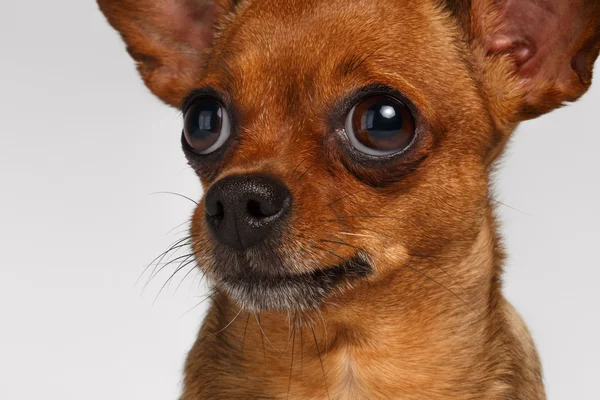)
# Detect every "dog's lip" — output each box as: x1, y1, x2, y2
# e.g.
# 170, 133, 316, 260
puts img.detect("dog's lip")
219, 254, 371, 286
215, 254, 373, 311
